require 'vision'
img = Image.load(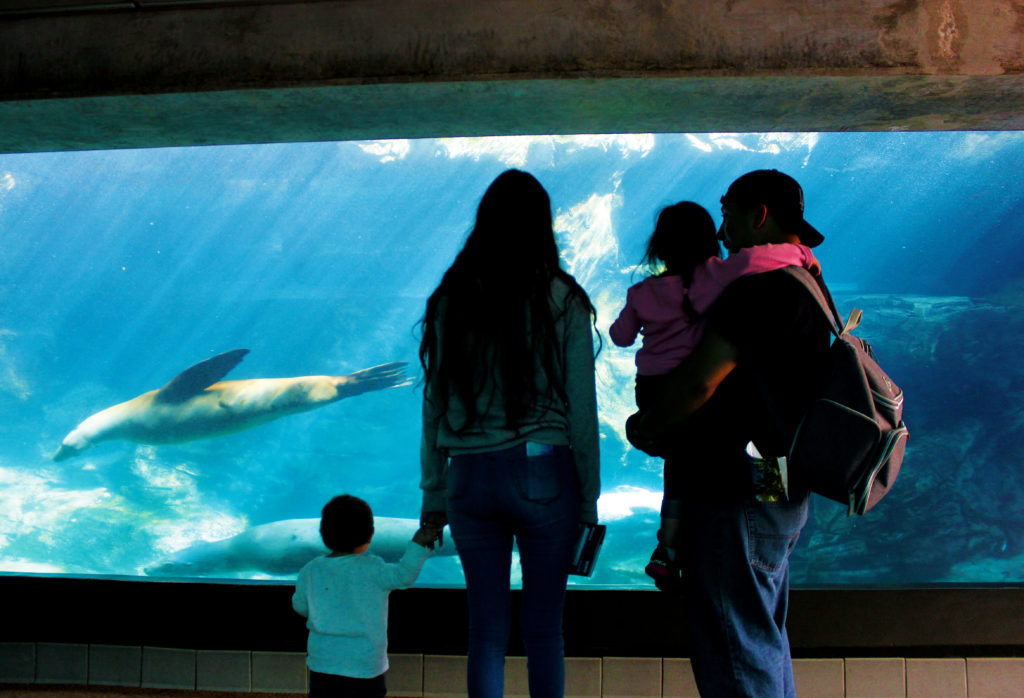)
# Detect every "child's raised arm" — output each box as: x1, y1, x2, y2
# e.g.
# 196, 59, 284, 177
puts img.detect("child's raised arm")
609, 287, 642, 347
377, 538, 433, 590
